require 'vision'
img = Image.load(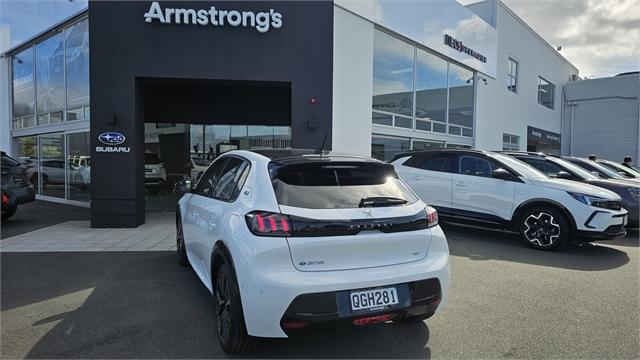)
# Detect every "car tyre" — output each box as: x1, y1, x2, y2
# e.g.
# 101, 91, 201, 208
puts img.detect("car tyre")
518, 205, 571, 250
215, 262, 257, 353
1, 206, 17, 221
176, 217, 187, 266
